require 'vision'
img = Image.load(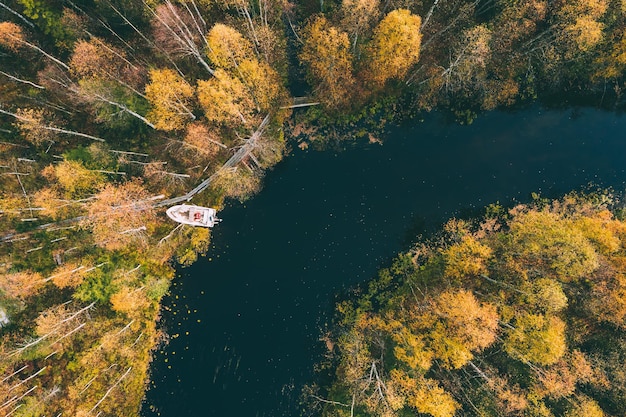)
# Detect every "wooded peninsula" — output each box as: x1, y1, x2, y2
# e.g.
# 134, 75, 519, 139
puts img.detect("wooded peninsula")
0, 0, 625, 416
308, 193, 626, 417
